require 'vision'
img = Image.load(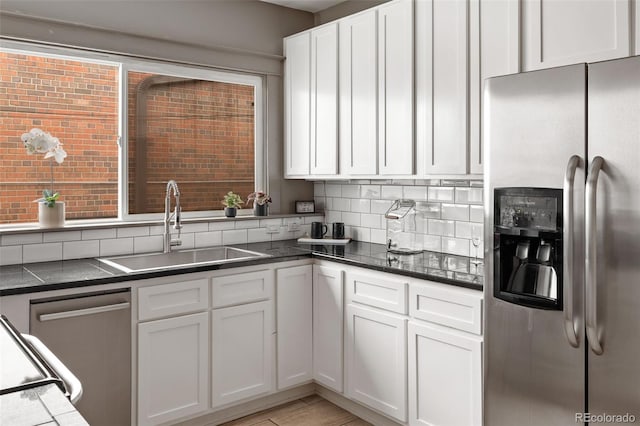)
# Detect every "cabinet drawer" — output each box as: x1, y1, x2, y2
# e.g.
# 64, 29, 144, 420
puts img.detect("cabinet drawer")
138, 279, 209, 321
346, 270, 408, 314
409, 282, 483, 335
212, 270, 274, 308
